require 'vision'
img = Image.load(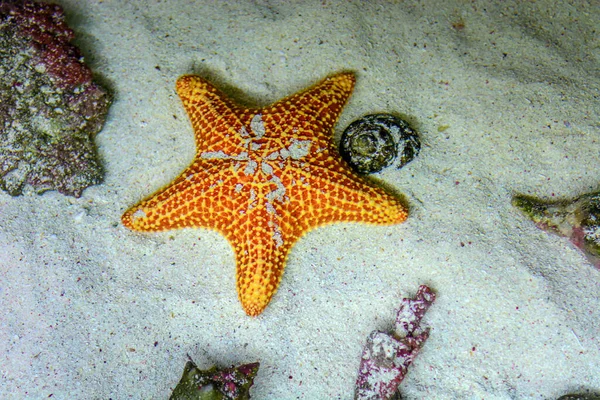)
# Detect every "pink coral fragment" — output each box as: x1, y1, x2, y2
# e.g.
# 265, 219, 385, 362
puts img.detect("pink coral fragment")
355, 285, 436, 400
